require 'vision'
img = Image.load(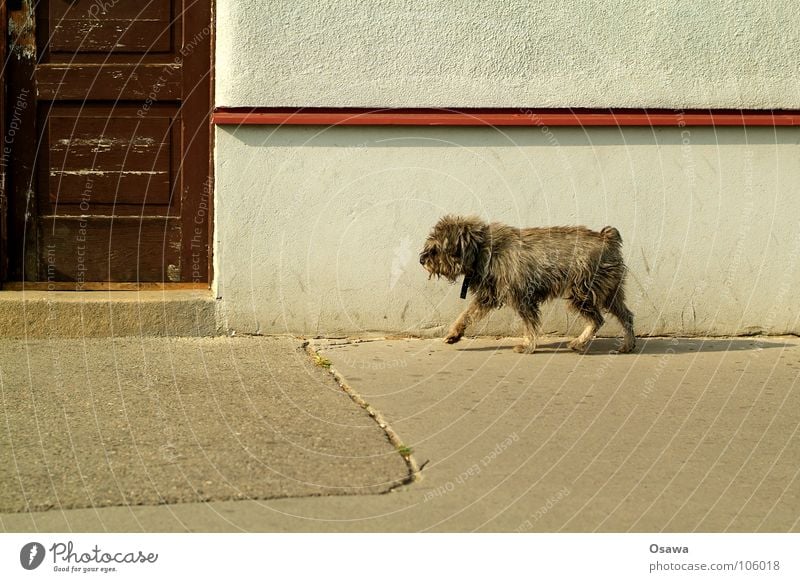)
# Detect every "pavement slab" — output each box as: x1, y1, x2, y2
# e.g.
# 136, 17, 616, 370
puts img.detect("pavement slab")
308, 336, 800, 532
2, 335, 799, 532
0, 337, 410, 514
